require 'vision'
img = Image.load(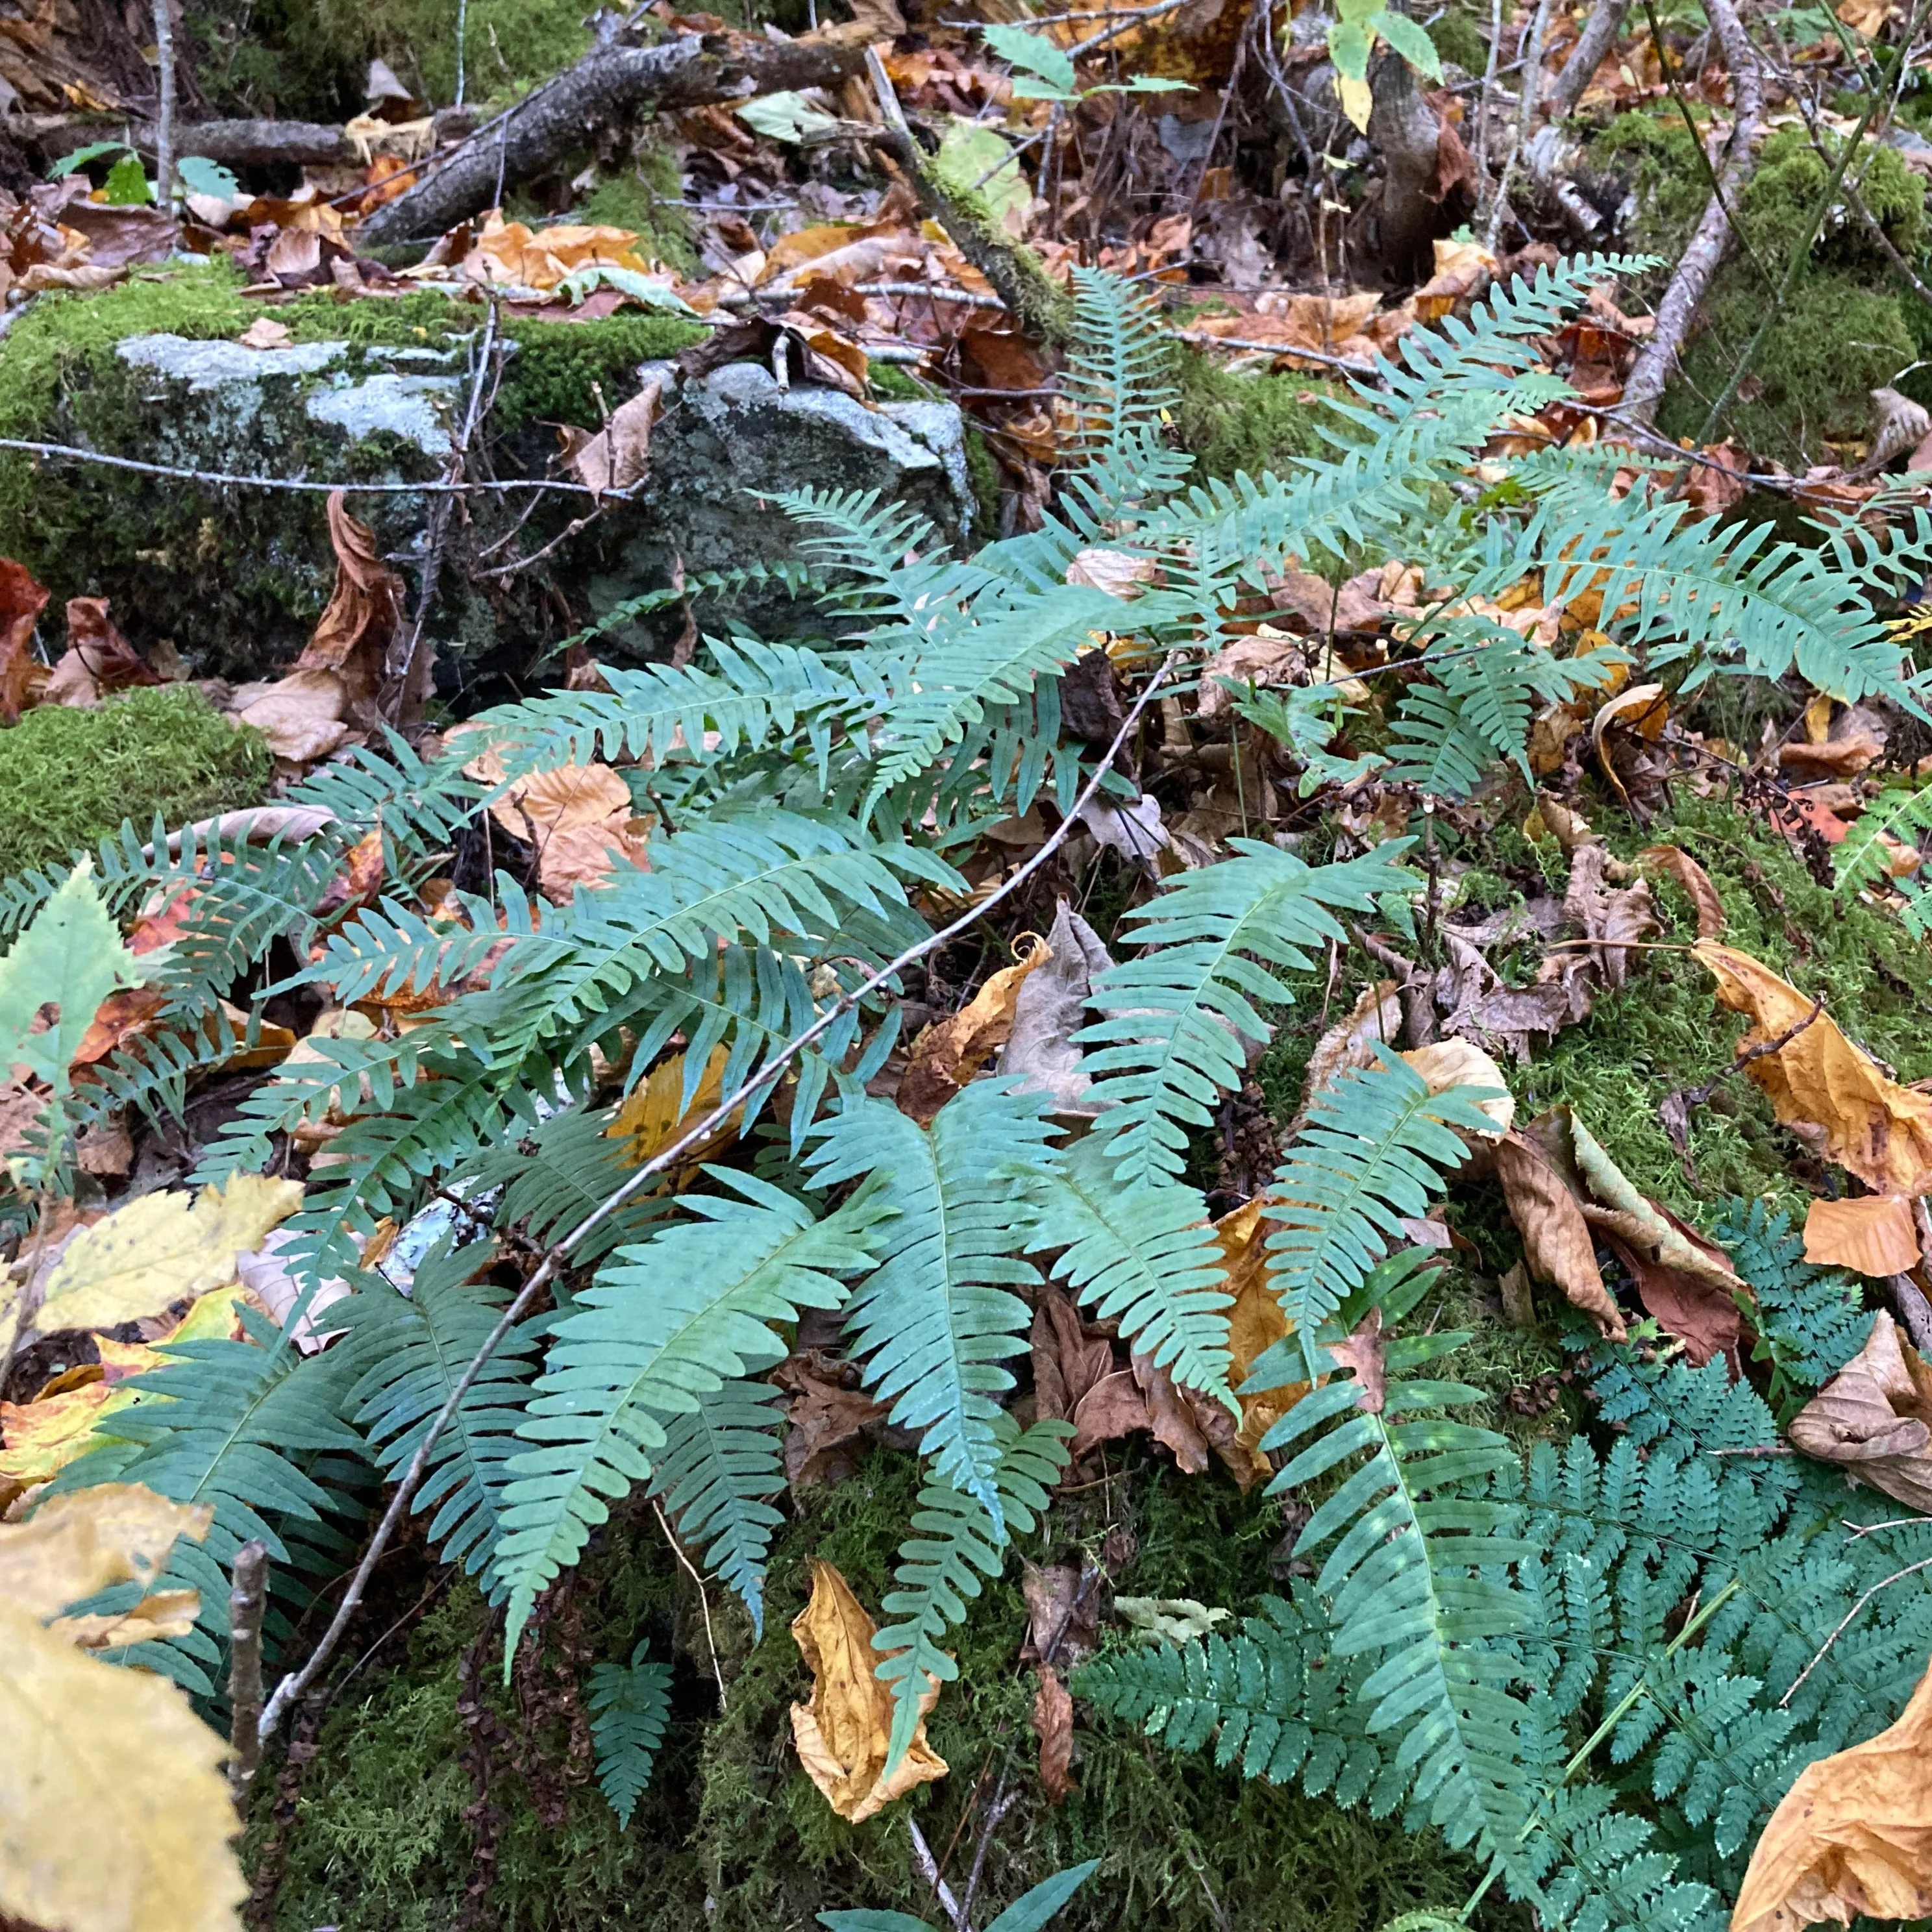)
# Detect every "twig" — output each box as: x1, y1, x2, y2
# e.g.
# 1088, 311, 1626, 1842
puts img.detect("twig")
1484, 0, 1558, 251
1170, 330, 1379, 377
1066, 0, 1194, 58
856, 280, 1009, 308
153, 0, 176, 206
227, 1539, 271, 1796
1620, 0, 1765, 423
908, 1818, 969, 1932
1471, 0, 1505, 231
652, 1499, 727, 1713
1706, 1443, 1795, 1457
1545, 0, 1635, 120
256, 657, 1174, 1749
1781, 1553, 1932, 1706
